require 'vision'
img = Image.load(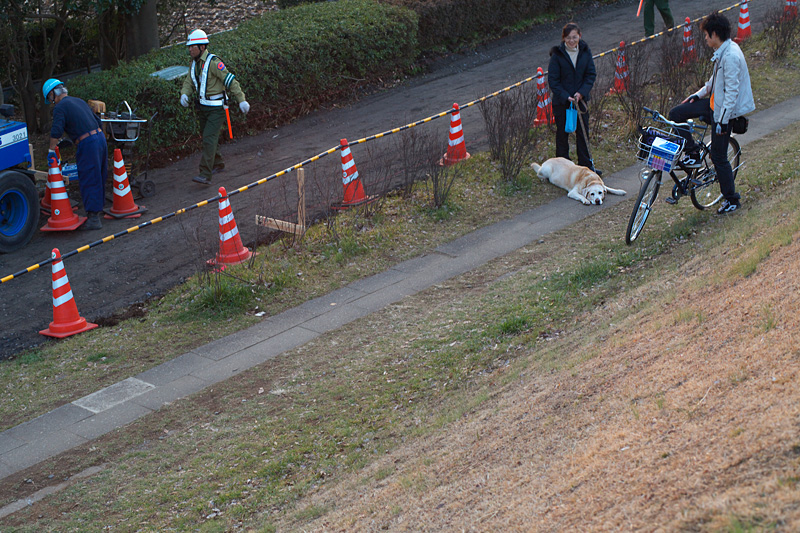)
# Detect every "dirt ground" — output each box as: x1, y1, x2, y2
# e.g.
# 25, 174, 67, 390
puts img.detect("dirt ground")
0, 0, 765, 359
281, 228, 800, 531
